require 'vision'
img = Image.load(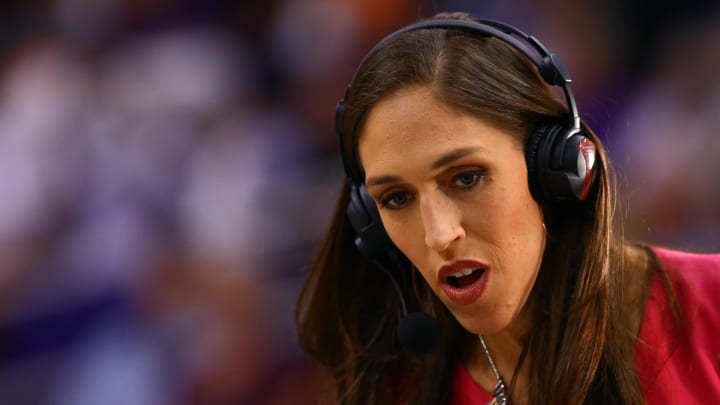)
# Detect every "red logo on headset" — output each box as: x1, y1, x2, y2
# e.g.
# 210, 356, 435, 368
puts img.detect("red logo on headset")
578, 138, 596, 200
